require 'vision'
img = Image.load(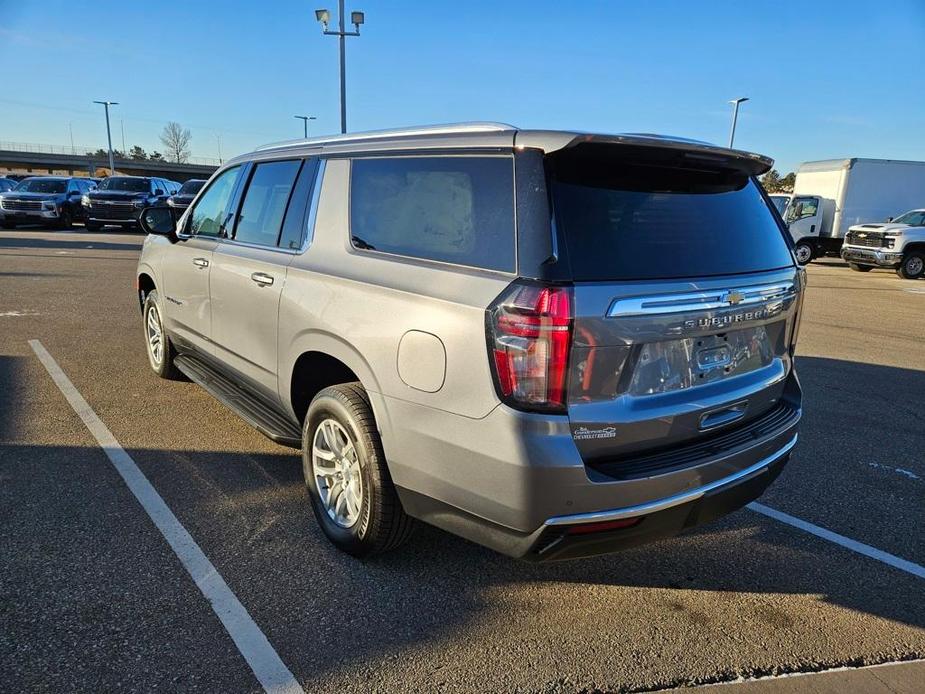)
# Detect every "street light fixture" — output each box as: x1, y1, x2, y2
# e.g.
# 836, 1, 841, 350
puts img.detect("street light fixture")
728, 97, 749, 149
315, 1, 365, 134
93, 100, 119, 175
294, 115, 317, 139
